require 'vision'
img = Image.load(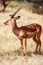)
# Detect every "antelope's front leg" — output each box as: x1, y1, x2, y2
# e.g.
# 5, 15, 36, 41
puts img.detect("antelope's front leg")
24, 39, 27, 54
24, 39, 27, 51
19, 39, 23, 50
